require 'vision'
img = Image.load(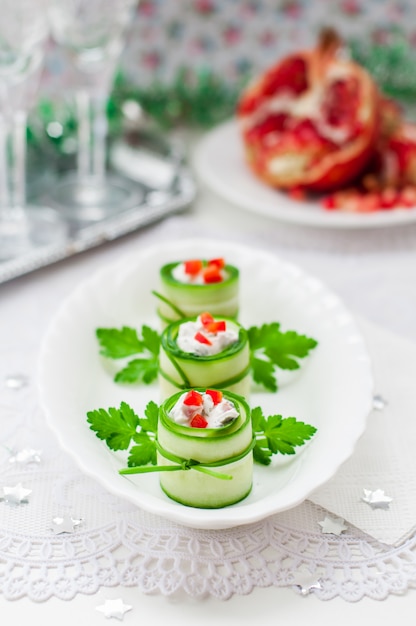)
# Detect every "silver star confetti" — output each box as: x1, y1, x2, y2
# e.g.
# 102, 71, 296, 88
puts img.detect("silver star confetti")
1, 483, 32, 505
4, 373, 29, 390
9, 448, 42, 465
318, 515, 348, 535
361, 488, 393, 510
96, 598, 132, 620
373, 394, 388, 411
291, 572, 323, 596
51, 515, 83, 535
